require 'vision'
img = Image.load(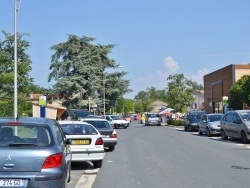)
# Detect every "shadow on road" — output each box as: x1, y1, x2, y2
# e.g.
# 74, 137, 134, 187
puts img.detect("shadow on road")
71, 161, 92, 170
